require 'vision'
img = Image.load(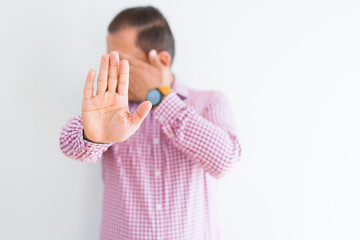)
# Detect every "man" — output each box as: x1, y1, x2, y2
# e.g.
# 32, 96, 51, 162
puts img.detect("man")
59, 6, 242, 240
